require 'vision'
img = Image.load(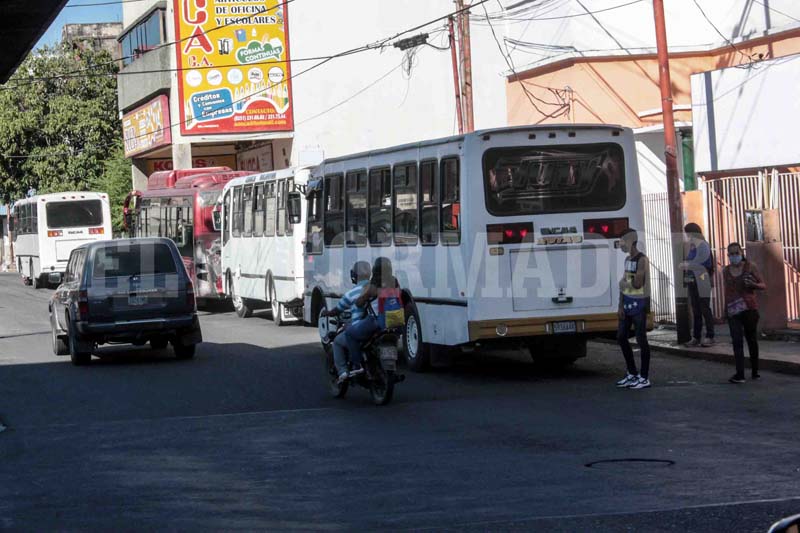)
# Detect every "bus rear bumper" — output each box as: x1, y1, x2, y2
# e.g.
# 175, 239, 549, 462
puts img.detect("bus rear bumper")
468, 313, 654, 342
